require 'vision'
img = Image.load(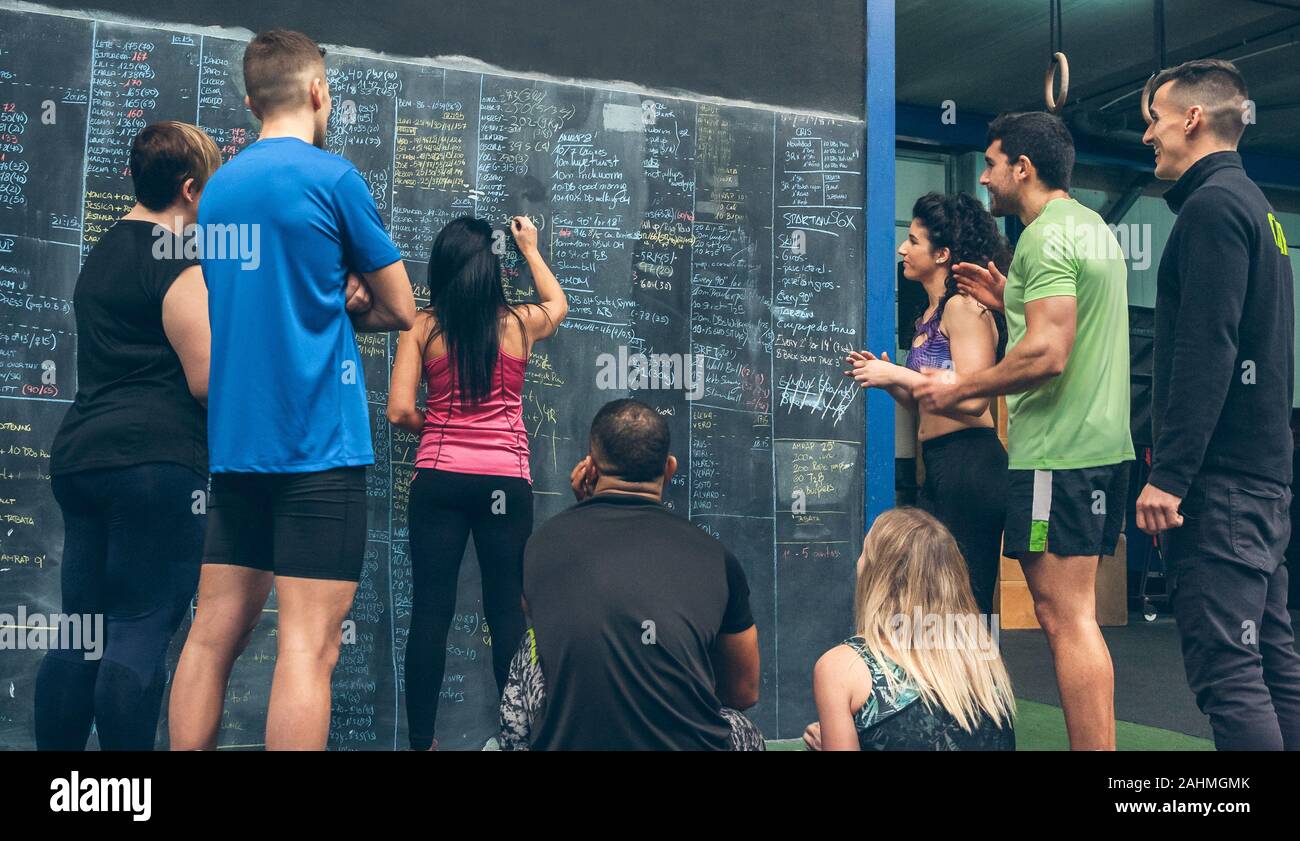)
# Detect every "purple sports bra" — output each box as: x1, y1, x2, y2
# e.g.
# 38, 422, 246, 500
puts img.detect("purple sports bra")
904, 308, 954, 373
